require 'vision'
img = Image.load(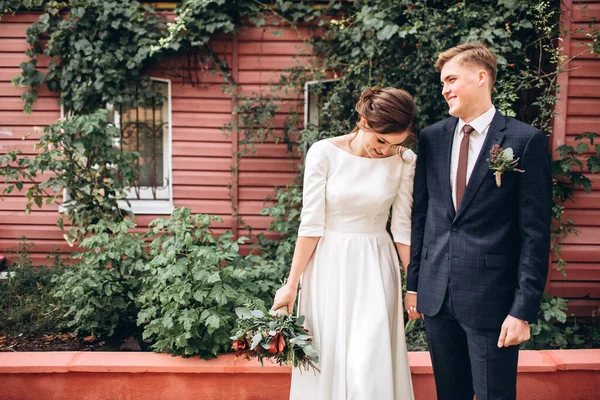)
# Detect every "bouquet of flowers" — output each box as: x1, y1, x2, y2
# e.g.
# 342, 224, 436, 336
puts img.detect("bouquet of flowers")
230, 306, 320, 372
